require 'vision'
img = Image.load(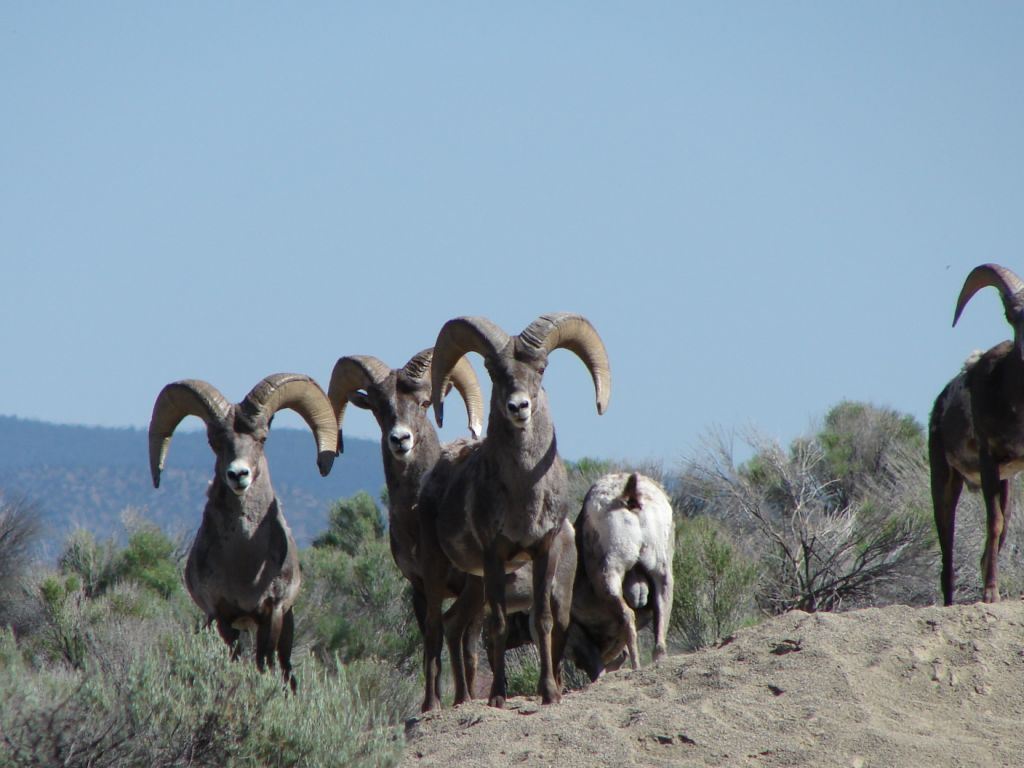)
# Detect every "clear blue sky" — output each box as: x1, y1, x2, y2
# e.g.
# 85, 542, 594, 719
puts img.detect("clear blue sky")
3, 4, 1023, 464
